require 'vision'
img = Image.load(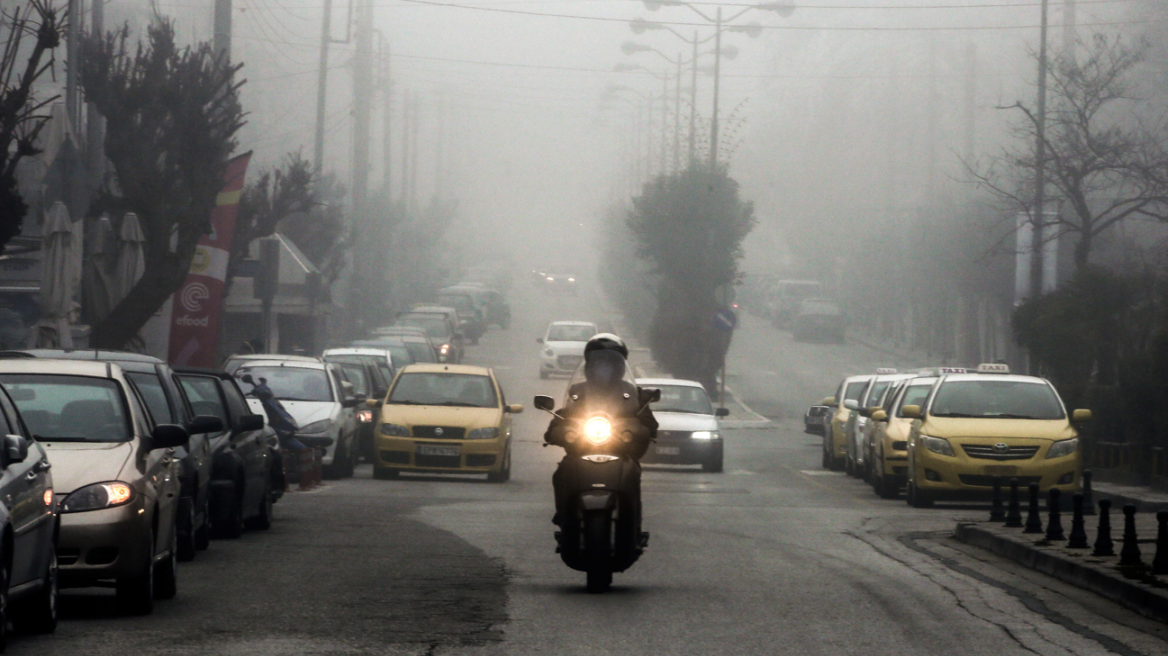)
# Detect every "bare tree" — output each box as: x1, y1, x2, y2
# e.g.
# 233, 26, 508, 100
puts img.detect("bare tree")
970, 34, 1168, 269
229, 153, 316, 284
0, 0, 65, 247
79, 20, 245, 348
